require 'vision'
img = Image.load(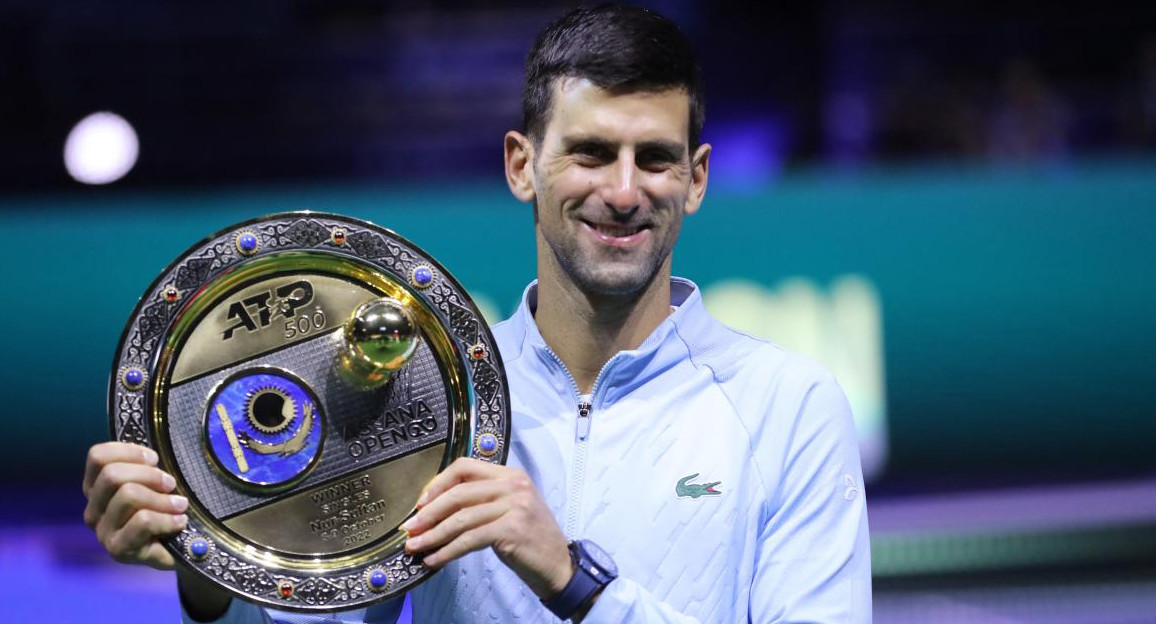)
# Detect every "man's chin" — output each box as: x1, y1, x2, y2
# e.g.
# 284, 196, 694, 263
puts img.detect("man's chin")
572, 268, 660, 300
